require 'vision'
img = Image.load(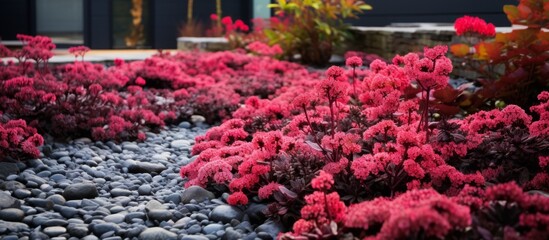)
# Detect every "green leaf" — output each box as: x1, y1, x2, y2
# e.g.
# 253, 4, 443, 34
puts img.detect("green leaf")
267, 4, 279, 9
311, 2, 321, 9
315, 20, 332, 35
359, 4, 373, 10
286, 3, 298, 10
